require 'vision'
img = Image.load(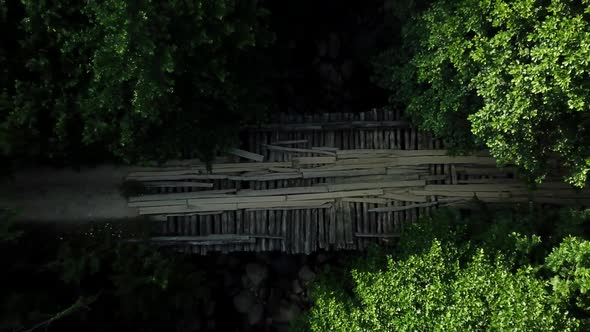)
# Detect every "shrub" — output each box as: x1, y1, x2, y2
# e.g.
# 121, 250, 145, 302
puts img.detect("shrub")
375, 0, 590, 186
